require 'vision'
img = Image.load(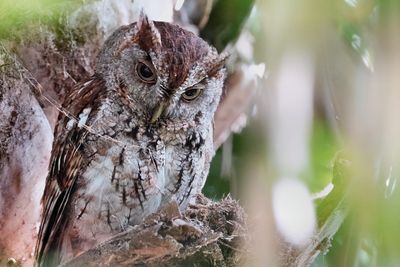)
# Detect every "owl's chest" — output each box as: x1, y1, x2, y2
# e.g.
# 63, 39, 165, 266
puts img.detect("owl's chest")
72, 124, 200, 226
76, 132, 168, 214
67, 102, 210, 251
